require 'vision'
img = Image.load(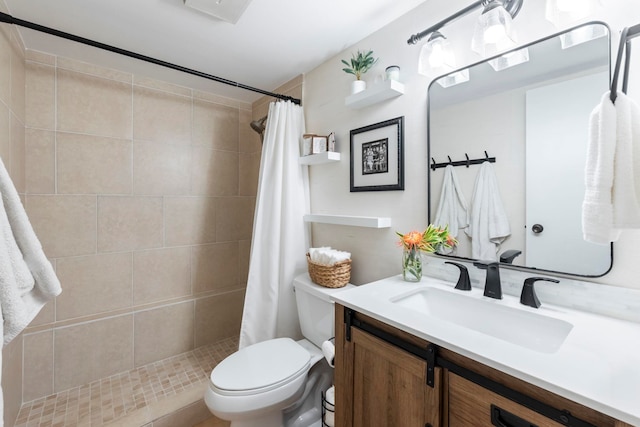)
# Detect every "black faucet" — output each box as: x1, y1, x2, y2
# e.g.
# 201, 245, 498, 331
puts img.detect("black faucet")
520, 277, 560, 308
473, 261, 502, 299
499, 249, 522, 264
444, 261, 472, 291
